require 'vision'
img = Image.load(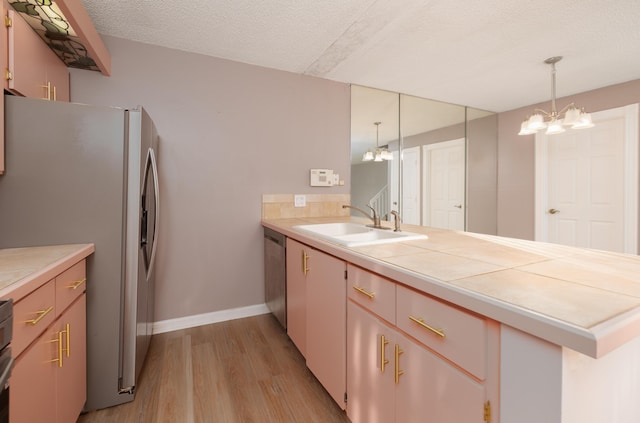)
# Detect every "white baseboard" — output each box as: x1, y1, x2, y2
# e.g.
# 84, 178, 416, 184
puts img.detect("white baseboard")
152, 303, 271, 334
